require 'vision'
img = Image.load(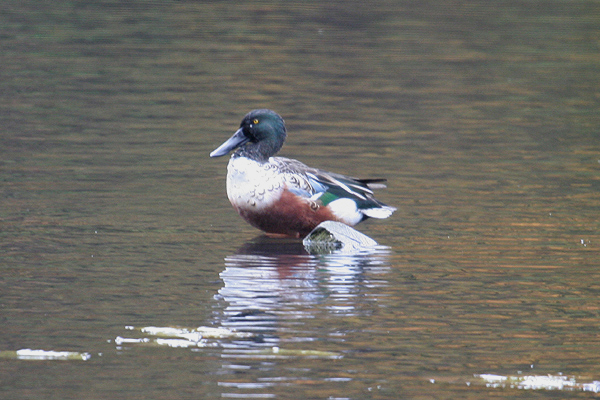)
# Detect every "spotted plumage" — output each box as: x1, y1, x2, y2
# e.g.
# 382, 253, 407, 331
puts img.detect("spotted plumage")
210, 109, 395, 238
